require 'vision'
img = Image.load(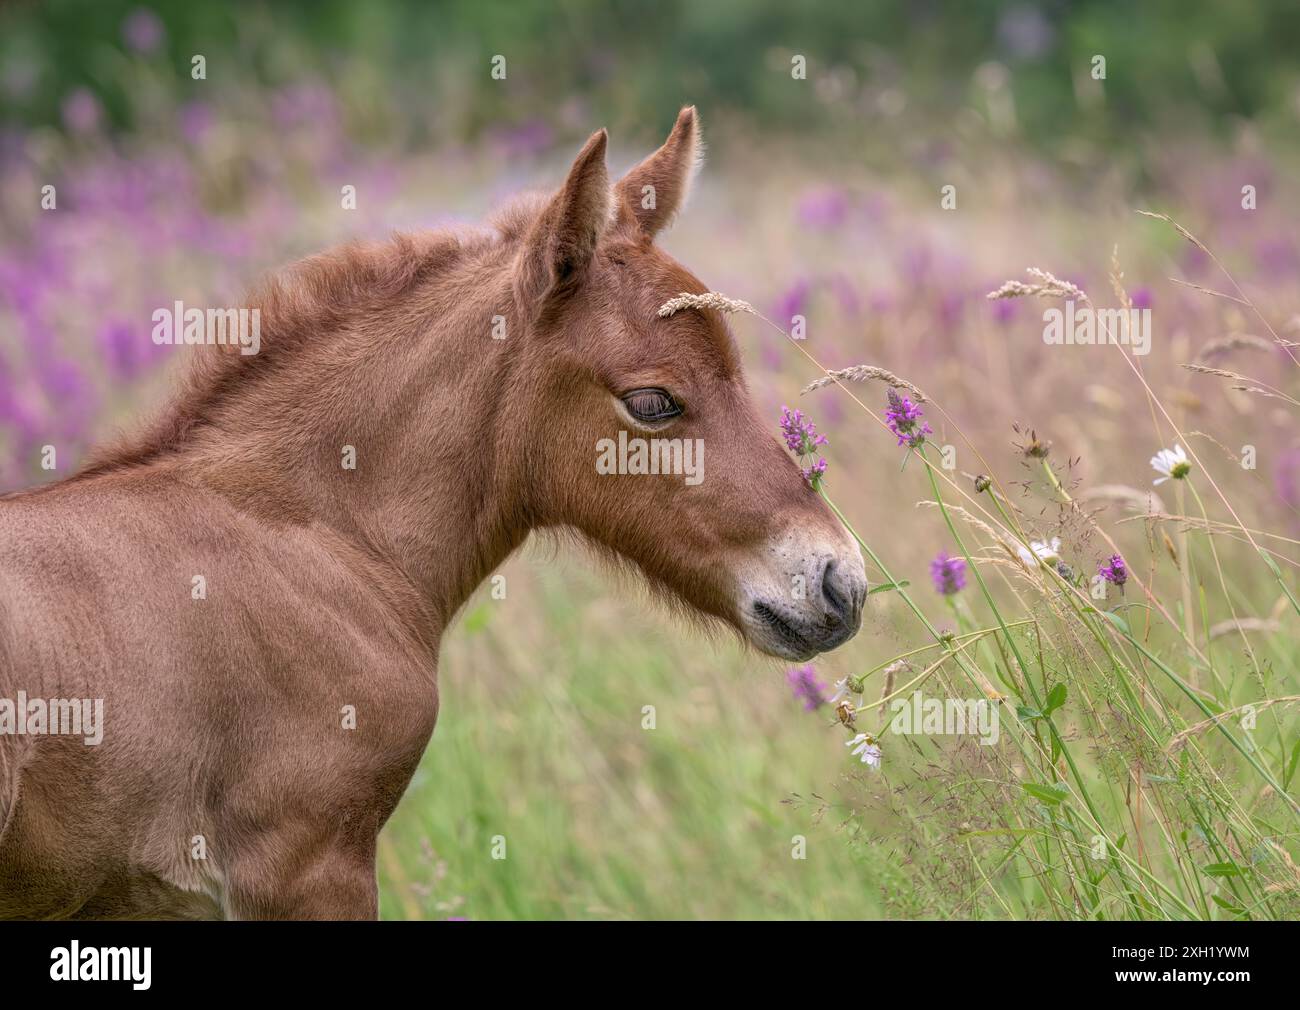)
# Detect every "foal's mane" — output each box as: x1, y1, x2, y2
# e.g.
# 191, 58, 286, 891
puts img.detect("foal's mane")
78, 210, 533, 481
